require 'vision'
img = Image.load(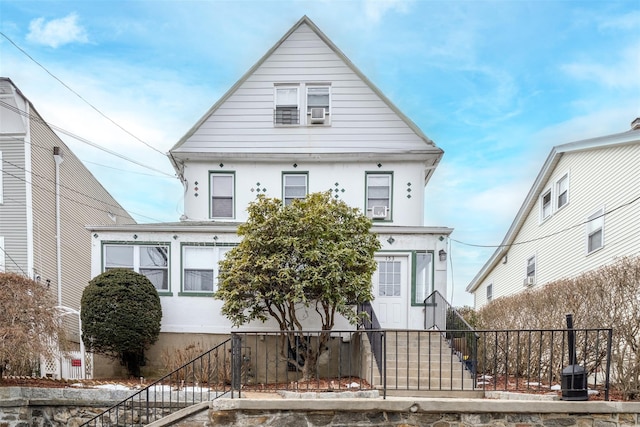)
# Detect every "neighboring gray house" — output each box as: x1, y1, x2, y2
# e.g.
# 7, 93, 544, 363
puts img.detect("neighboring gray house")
89, 16, 453, 375
467, 118, 640, 308
0, 77, 135, 375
